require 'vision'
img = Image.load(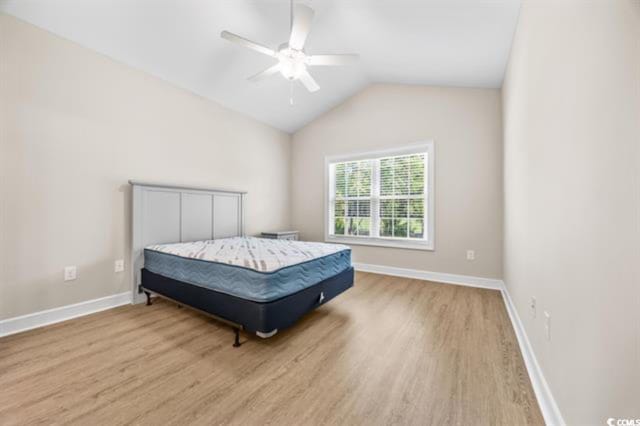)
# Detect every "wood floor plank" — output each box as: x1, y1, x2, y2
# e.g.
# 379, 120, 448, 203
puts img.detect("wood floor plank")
0, 272, 544, 425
